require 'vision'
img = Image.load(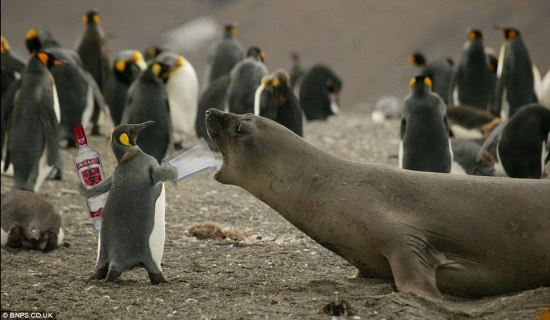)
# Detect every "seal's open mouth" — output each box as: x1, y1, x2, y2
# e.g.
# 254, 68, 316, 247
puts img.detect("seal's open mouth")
205, 108, 227, 179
